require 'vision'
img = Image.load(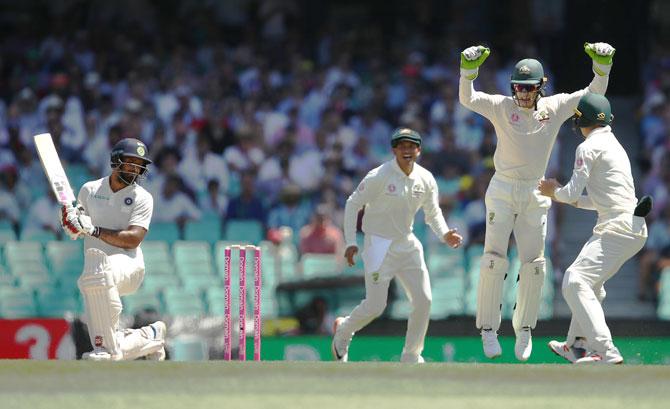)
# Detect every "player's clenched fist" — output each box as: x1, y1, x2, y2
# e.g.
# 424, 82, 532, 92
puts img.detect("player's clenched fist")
460, 45, 491, 70
584, 42, 615, 65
